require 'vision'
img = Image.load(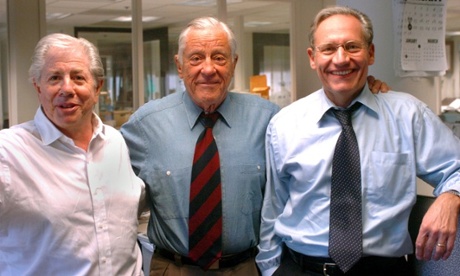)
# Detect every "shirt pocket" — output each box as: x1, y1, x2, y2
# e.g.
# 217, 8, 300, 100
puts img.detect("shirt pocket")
367, 151, 412, 204
148, 167, 191, 220
222, 163, 266, 216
